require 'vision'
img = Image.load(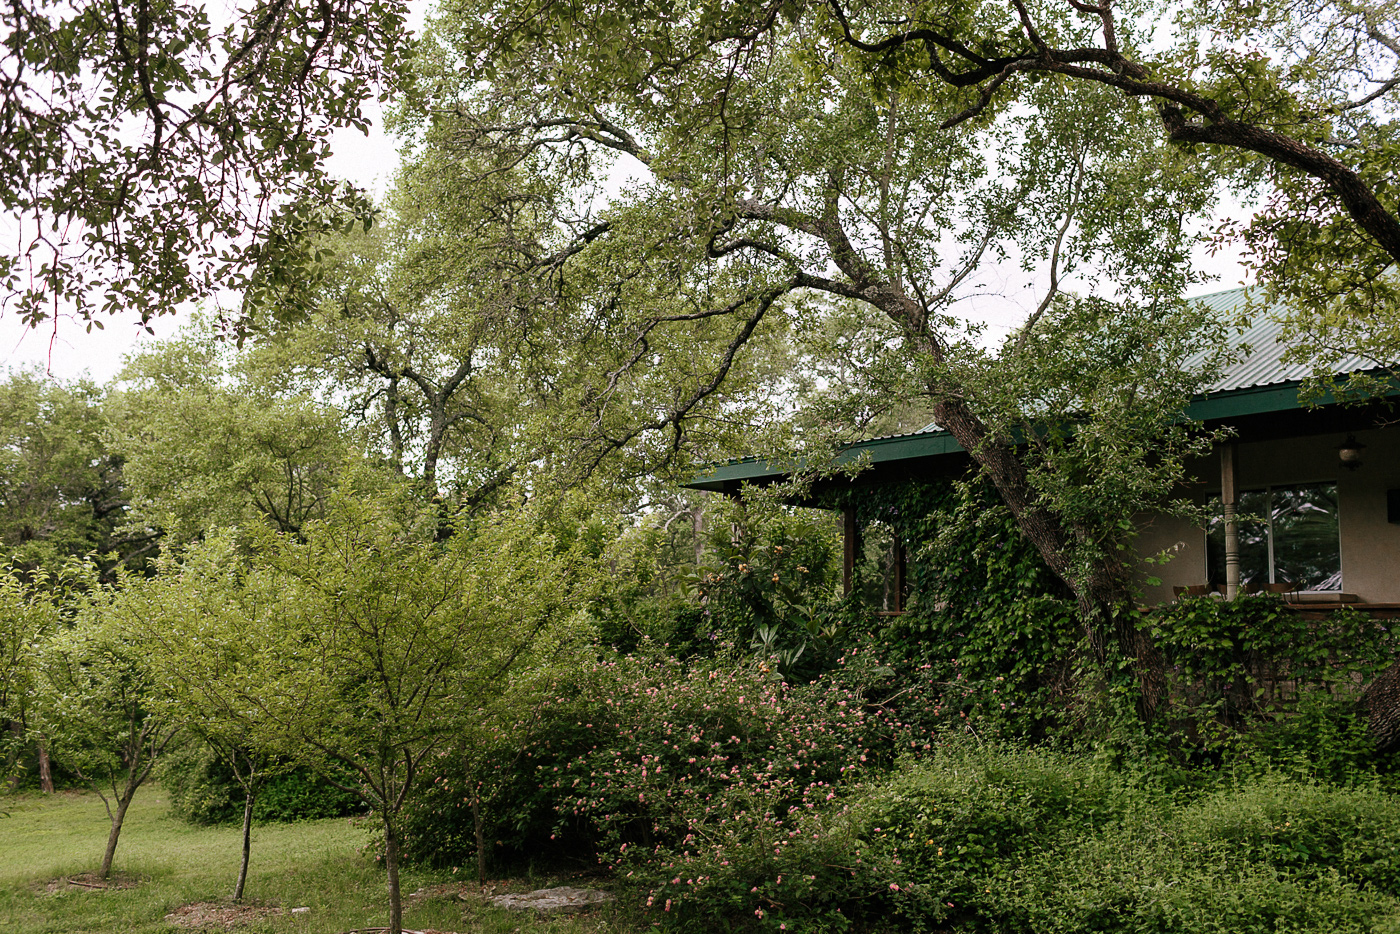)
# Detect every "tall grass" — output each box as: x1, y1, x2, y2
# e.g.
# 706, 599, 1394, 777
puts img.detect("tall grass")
0, 788, 635, 934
